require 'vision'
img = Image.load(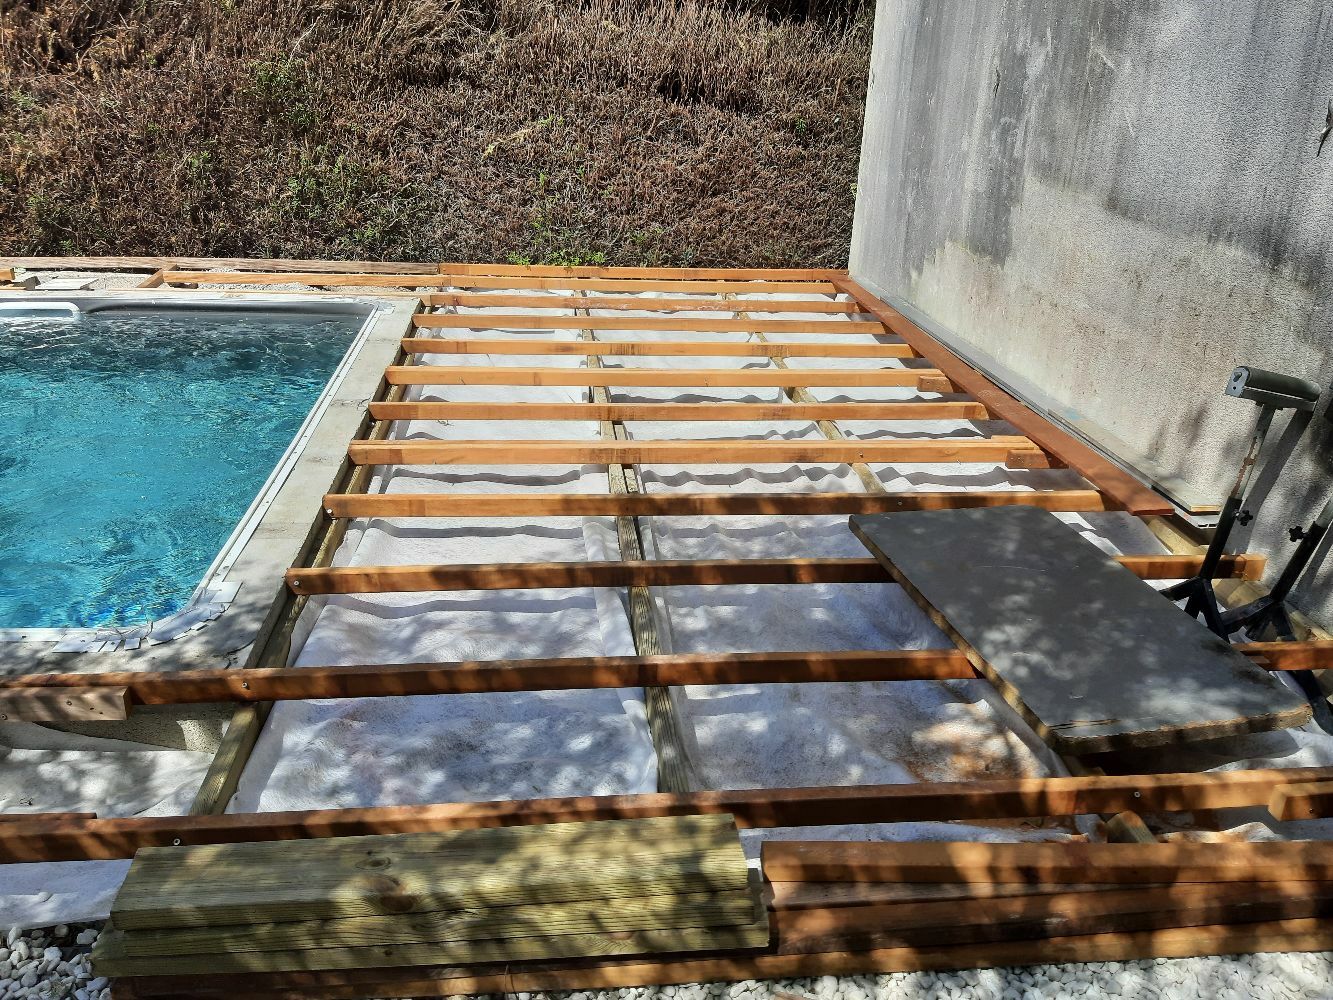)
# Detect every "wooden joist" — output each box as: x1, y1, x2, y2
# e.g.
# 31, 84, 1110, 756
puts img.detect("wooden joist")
426, 293, 864, 314
0, 686, 130, 722
0, 643, 1323, 714
833, 277, 1171, 515
163, 272, 839, 295
382, 365, 943, 389
345, 438, 1047, 468
401, 338, 916, 359
412, 314, 885, 334
1268, 782, 1333, 821
283, 553, 1265, 596
110, 917, 1333, 998
368, 400, 991, 422
4, 766, 1332, 863
762, 840, 1333, 884
321, 489, 1112, 518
